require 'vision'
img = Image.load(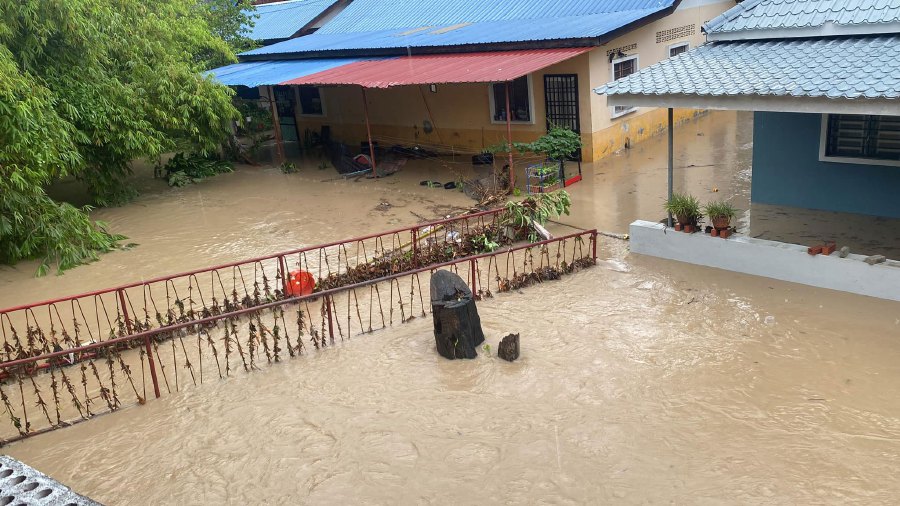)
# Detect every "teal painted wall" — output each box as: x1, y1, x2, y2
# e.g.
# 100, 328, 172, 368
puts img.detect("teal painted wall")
752, 112, 900, 219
